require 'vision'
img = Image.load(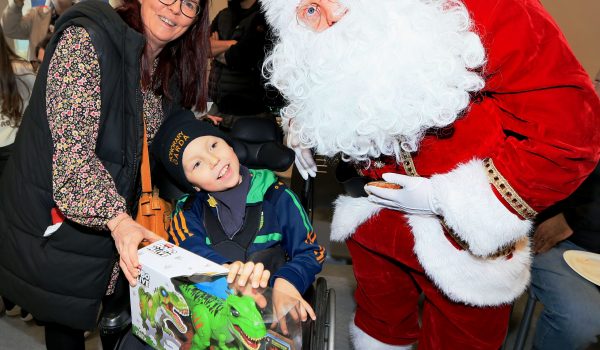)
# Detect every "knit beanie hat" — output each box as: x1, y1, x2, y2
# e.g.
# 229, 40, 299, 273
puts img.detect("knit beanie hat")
152, 110, 233, 192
